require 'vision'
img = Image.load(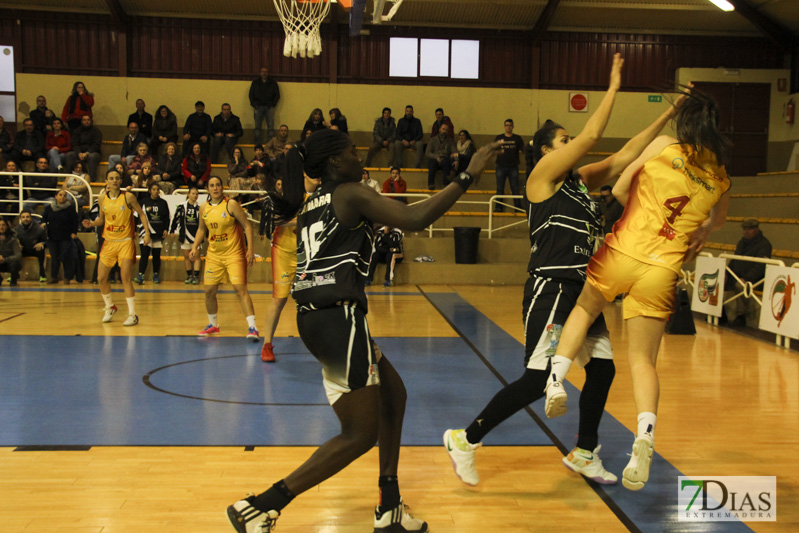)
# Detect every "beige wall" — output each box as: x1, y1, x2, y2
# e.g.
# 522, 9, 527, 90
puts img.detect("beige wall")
15, 73, 680, 142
